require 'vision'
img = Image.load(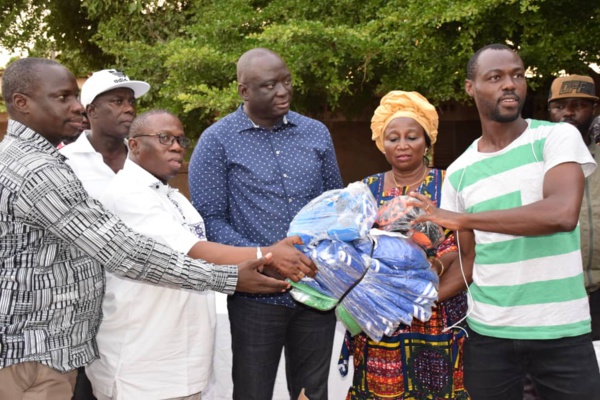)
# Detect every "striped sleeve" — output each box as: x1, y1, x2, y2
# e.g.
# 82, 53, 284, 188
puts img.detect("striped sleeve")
15, 162, 238, 294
